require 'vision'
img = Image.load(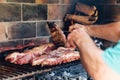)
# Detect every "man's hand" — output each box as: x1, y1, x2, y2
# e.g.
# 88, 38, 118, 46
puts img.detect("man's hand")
65, 24, 89, 48
69, 24, 87, 32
